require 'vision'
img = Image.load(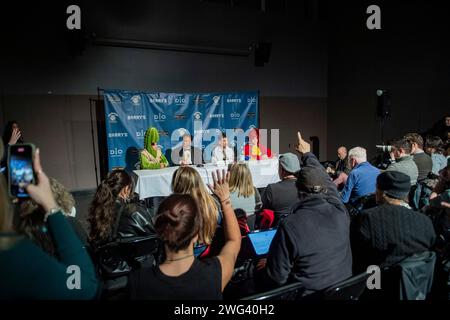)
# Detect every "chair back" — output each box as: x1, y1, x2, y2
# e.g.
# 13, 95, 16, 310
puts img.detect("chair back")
241, 281, 305, 300
322, 272, 370, 300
